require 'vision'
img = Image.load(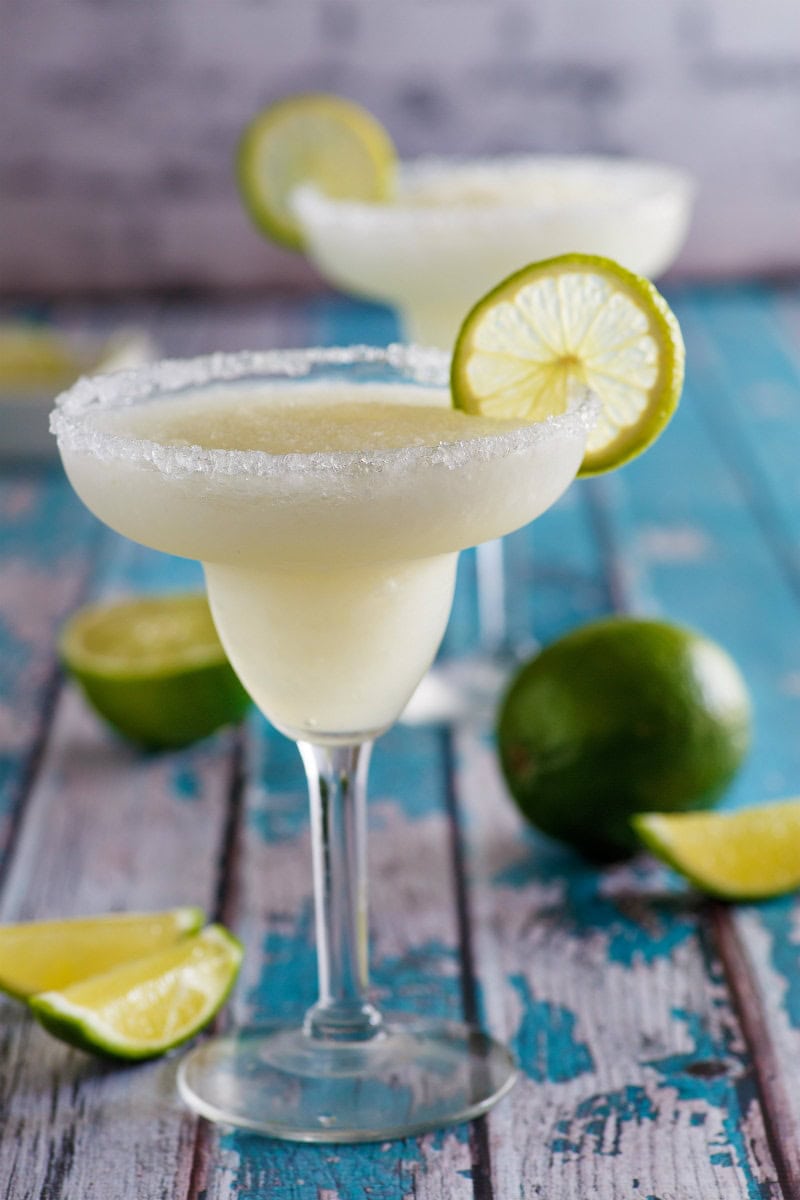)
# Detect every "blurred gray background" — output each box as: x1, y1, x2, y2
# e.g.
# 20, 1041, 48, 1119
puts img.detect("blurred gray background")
1, 0, 798, 295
